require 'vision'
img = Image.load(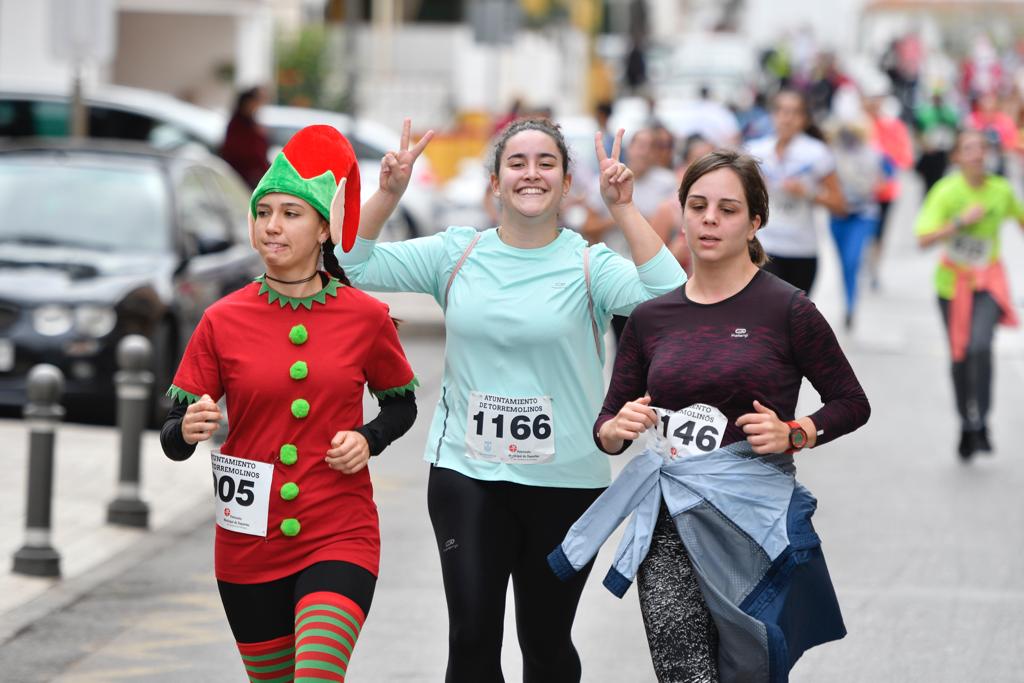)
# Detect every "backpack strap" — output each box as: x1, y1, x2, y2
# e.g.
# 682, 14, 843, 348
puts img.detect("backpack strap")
583, 246, 603, 360
444, 231, 482, 310
446, 234, 602, 360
